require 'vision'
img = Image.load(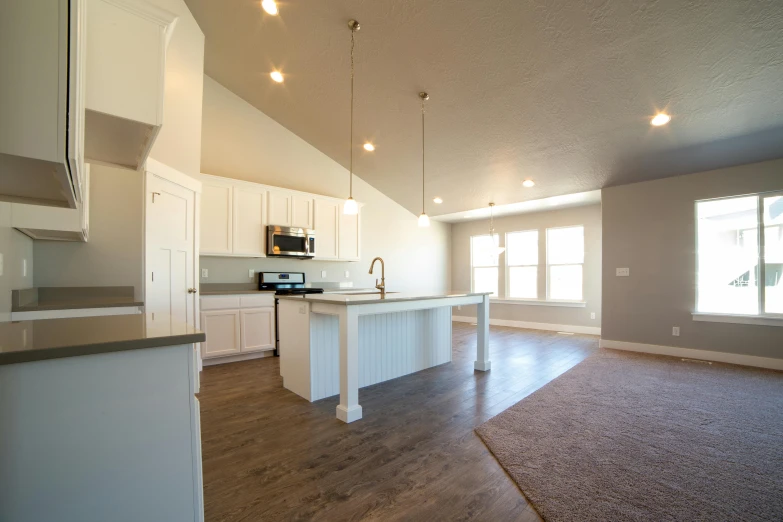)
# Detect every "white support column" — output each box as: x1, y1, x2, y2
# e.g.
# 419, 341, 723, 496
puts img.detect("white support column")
336, 307, 362, 423
474, 294, 491, 371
